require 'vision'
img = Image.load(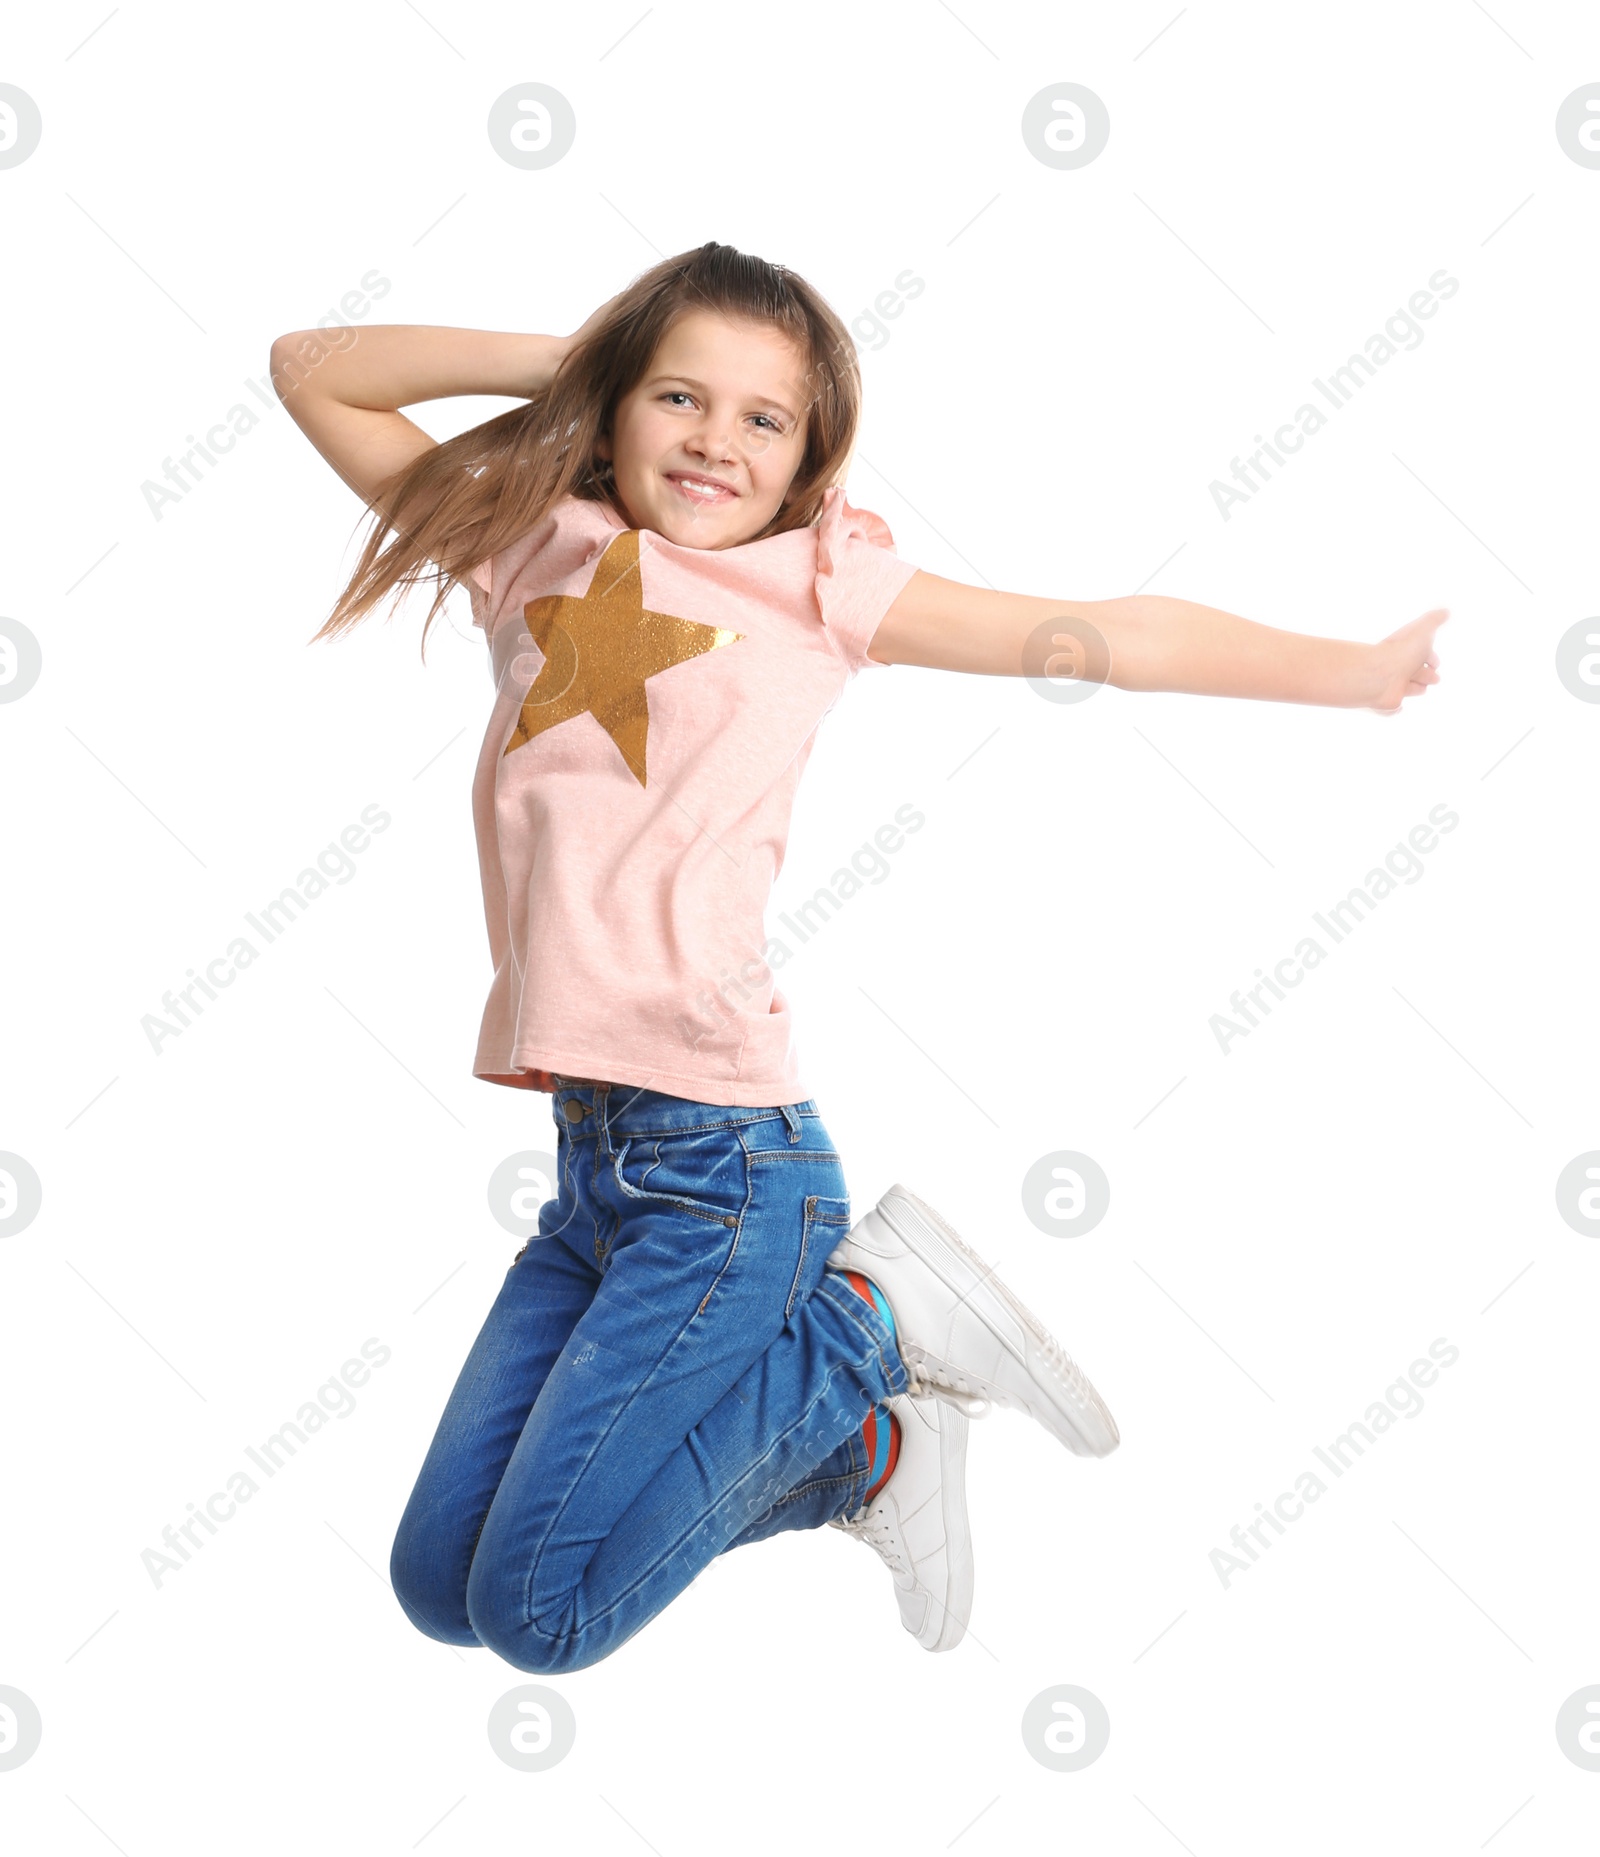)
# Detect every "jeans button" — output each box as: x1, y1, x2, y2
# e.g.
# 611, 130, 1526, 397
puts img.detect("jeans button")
563, 1099, 586, 1122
